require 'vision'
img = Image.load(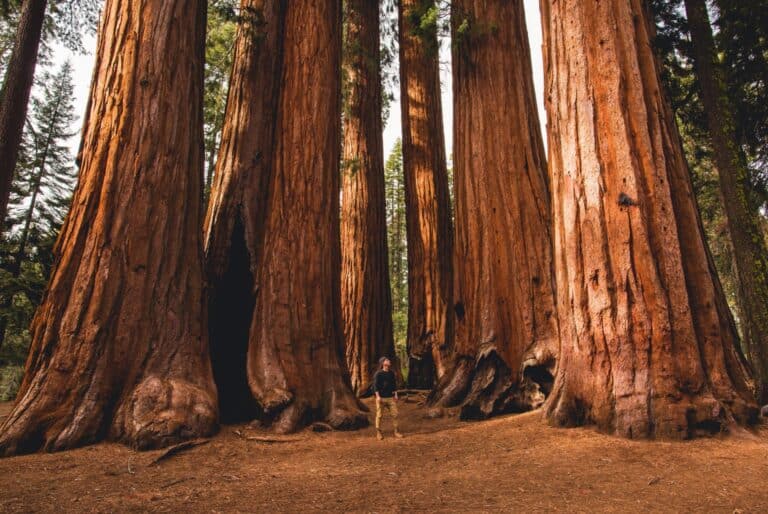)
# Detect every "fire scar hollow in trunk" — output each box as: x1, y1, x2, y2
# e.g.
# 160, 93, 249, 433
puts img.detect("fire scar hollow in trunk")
204, 0, 367, 432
